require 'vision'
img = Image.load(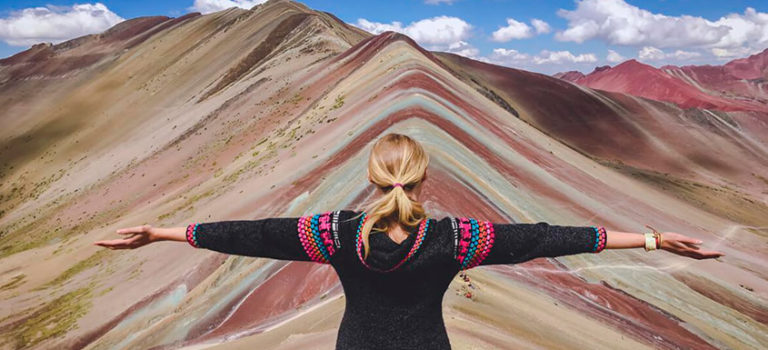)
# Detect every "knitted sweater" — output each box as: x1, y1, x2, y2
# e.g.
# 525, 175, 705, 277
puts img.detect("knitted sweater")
185, 210, 607, 349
